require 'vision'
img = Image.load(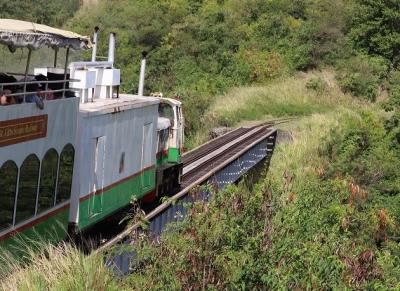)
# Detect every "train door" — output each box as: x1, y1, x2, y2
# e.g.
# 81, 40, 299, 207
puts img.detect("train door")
141, 123, 153, 190
89, 136, 106, 217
